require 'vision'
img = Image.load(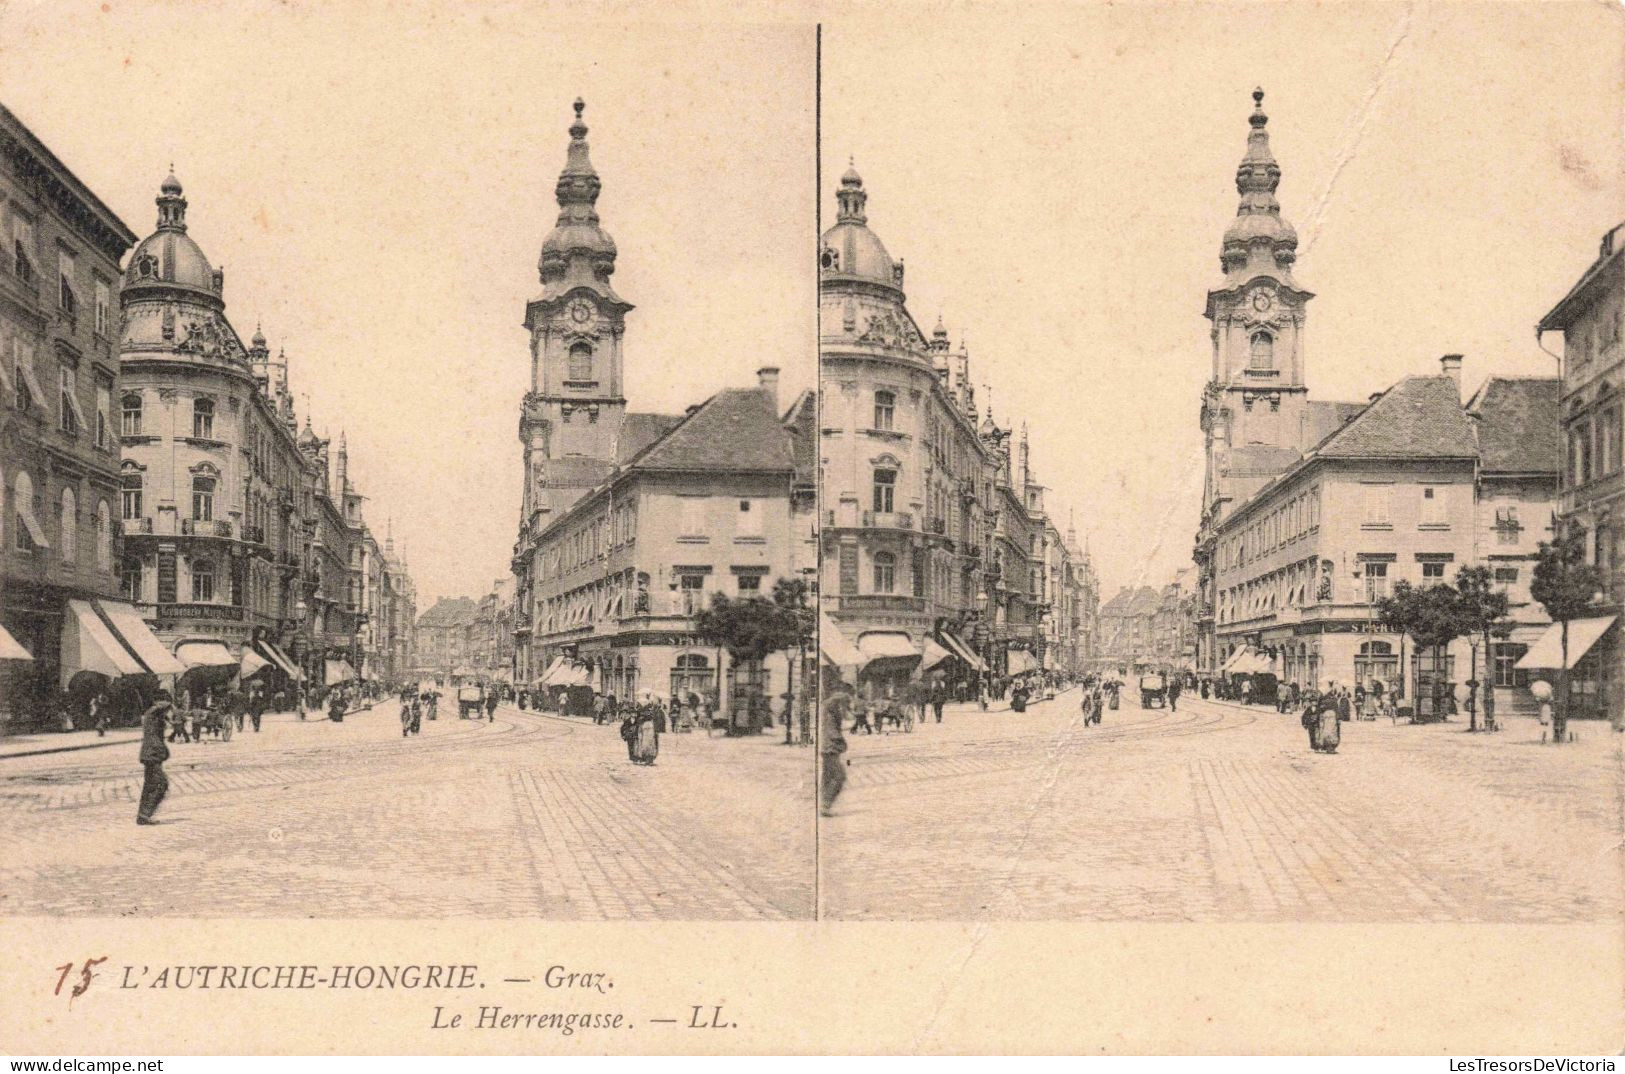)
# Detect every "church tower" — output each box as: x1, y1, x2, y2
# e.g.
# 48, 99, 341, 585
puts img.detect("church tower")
517, 100, 633, 527
1199, 89, 1314, 516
